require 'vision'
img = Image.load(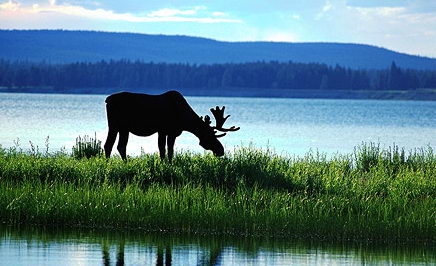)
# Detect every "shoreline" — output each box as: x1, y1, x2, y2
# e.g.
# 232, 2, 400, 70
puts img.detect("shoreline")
1, 87, 436, 101
1, 223, 434, 245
